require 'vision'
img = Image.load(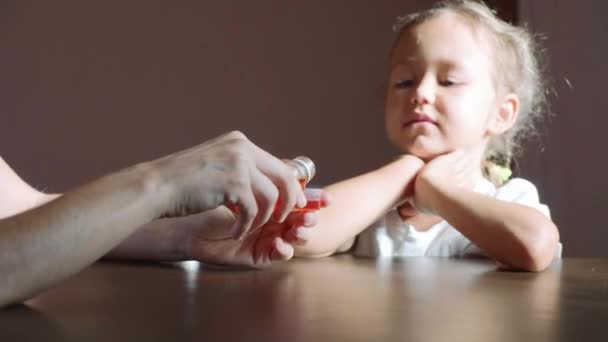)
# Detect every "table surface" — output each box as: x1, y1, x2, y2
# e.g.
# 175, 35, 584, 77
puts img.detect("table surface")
2, 256, 608, 341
